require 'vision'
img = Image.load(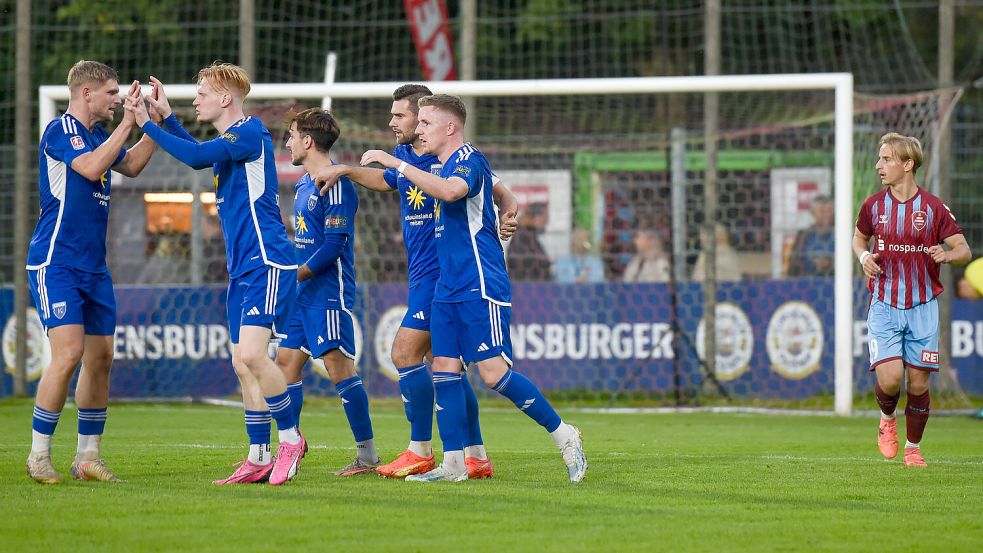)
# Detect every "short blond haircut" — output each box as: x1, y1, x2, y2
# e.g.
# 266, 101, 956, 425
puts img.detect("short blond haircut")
879, 132, 923, 173
197, 62, 251, 99
67, 60, 118, 93
418, 94, 467, 125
